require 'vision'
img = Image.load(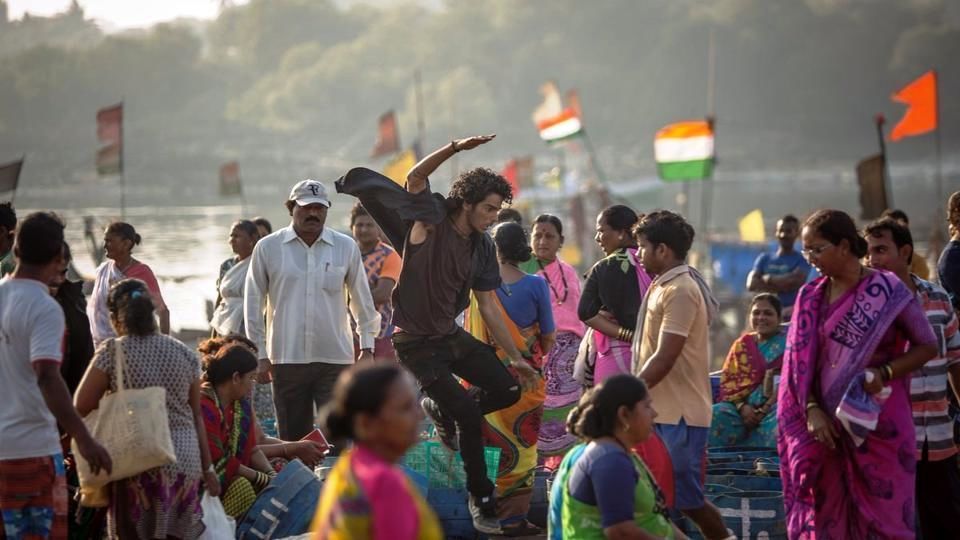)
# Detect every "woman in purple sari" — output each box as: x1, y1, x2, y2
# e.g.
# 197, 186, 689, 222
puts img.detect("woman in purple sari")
778, 209, 937, 539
